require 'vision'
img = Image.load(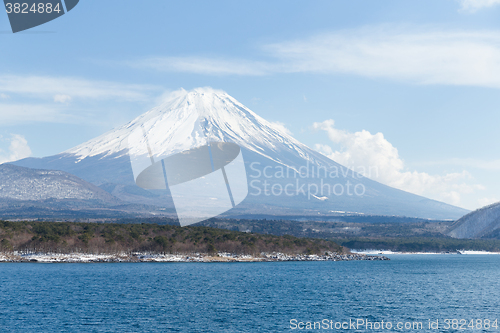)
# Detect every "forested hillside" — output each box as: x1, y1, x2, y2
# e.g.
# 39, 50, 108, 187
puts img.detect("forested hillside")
0, 220, 345, 255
